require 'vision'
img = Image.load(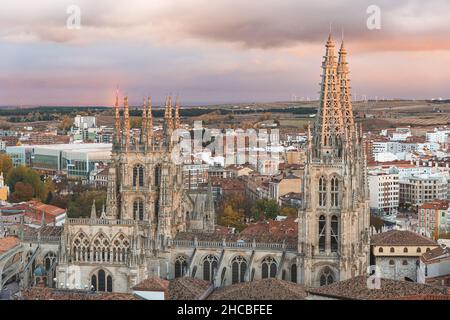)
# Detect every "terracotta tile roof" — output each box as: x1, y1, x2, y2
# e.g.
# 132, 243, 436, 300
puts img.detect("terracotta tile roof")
0, 236, 20, 254
22, 288, 141, 300
241, 217, 298, 238
421, 246, 450, 263
208, 279, 308, 300
27, 200, 65, 217
419, 200, 449, 210
168, 277, 211, 300
23, 226, 63, 237
132, 277, 169, 292
307, 276, 448, 300
371, 230, 437, 246
387, 294, 450, 300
